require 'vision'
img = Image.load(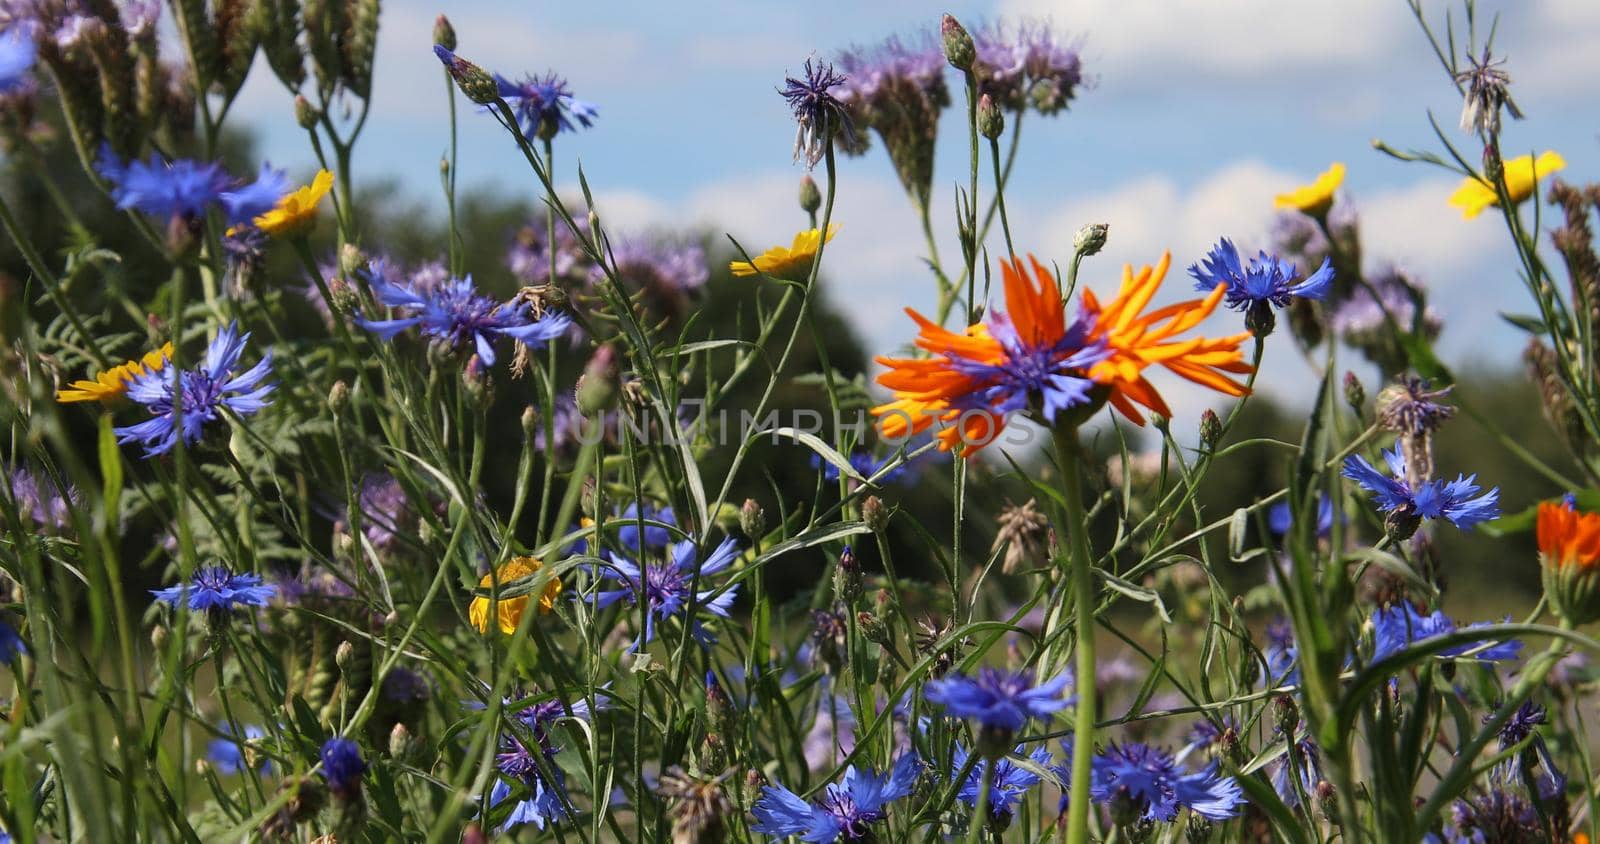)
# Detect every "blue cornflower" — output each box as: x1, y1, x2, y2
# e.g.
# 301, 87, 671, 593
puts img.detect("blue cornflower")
319, 737, 366, 798
96, 146, 287, 226
811, 450, 911, 484
355, 261, 571, 366
924, 667, 1073, 733
115, 322, 275, 457
1342, 442, 1500, 534
1091, 742, 1245, 822
0, 23, 36, 93
478, 691, 603, 831
151, 566, 277, 611
1449, 789, 1542, 842
949, 302, 1110, 425
207, 722, 266, 775
490, 774, 566, 831
1263, 617, 1300, 687
1268, 496, 1336, 539
1189, 238, 1333, 336
1491, 701, 1561, 794
1177, 715, 1239, 765
954, 743, 1054, 817
1369, 603, 1522, 664
495, 71, 597, 140
591, 537, 741, 647
617, 502, 675, 552
1271, 736, 1323, 809
781, 58, 854, 169
751, 753, 920, 842
0, 618, 25, 664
